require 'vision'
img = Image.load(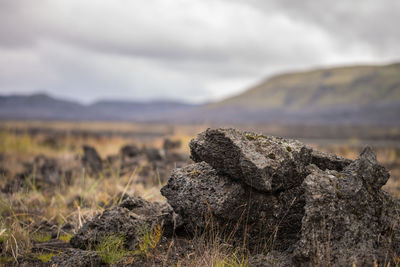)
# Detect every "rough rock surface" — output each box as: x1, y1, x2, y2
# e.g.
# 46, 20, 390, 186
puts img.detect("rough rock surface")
310, 149, 352, 172
161, 161, 305, 250
82, 145, 103, 175
162, 128, 400, 266
190, 128, 315, 192
293, 147, 400, 266
248, 251, 292, 267
70, 196, 179, 250
50, 248, 103, 267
